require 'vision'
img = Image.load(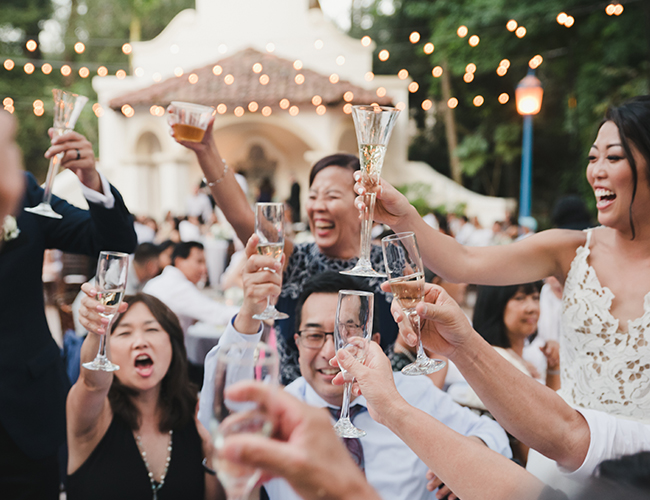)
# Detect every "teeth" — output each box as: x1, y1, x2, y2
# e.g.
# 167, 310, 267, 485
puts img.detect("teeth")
595, 188, 614, 198
315, 221, 334, 229
320, 368, 339, 375
136, 354, 150, 361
